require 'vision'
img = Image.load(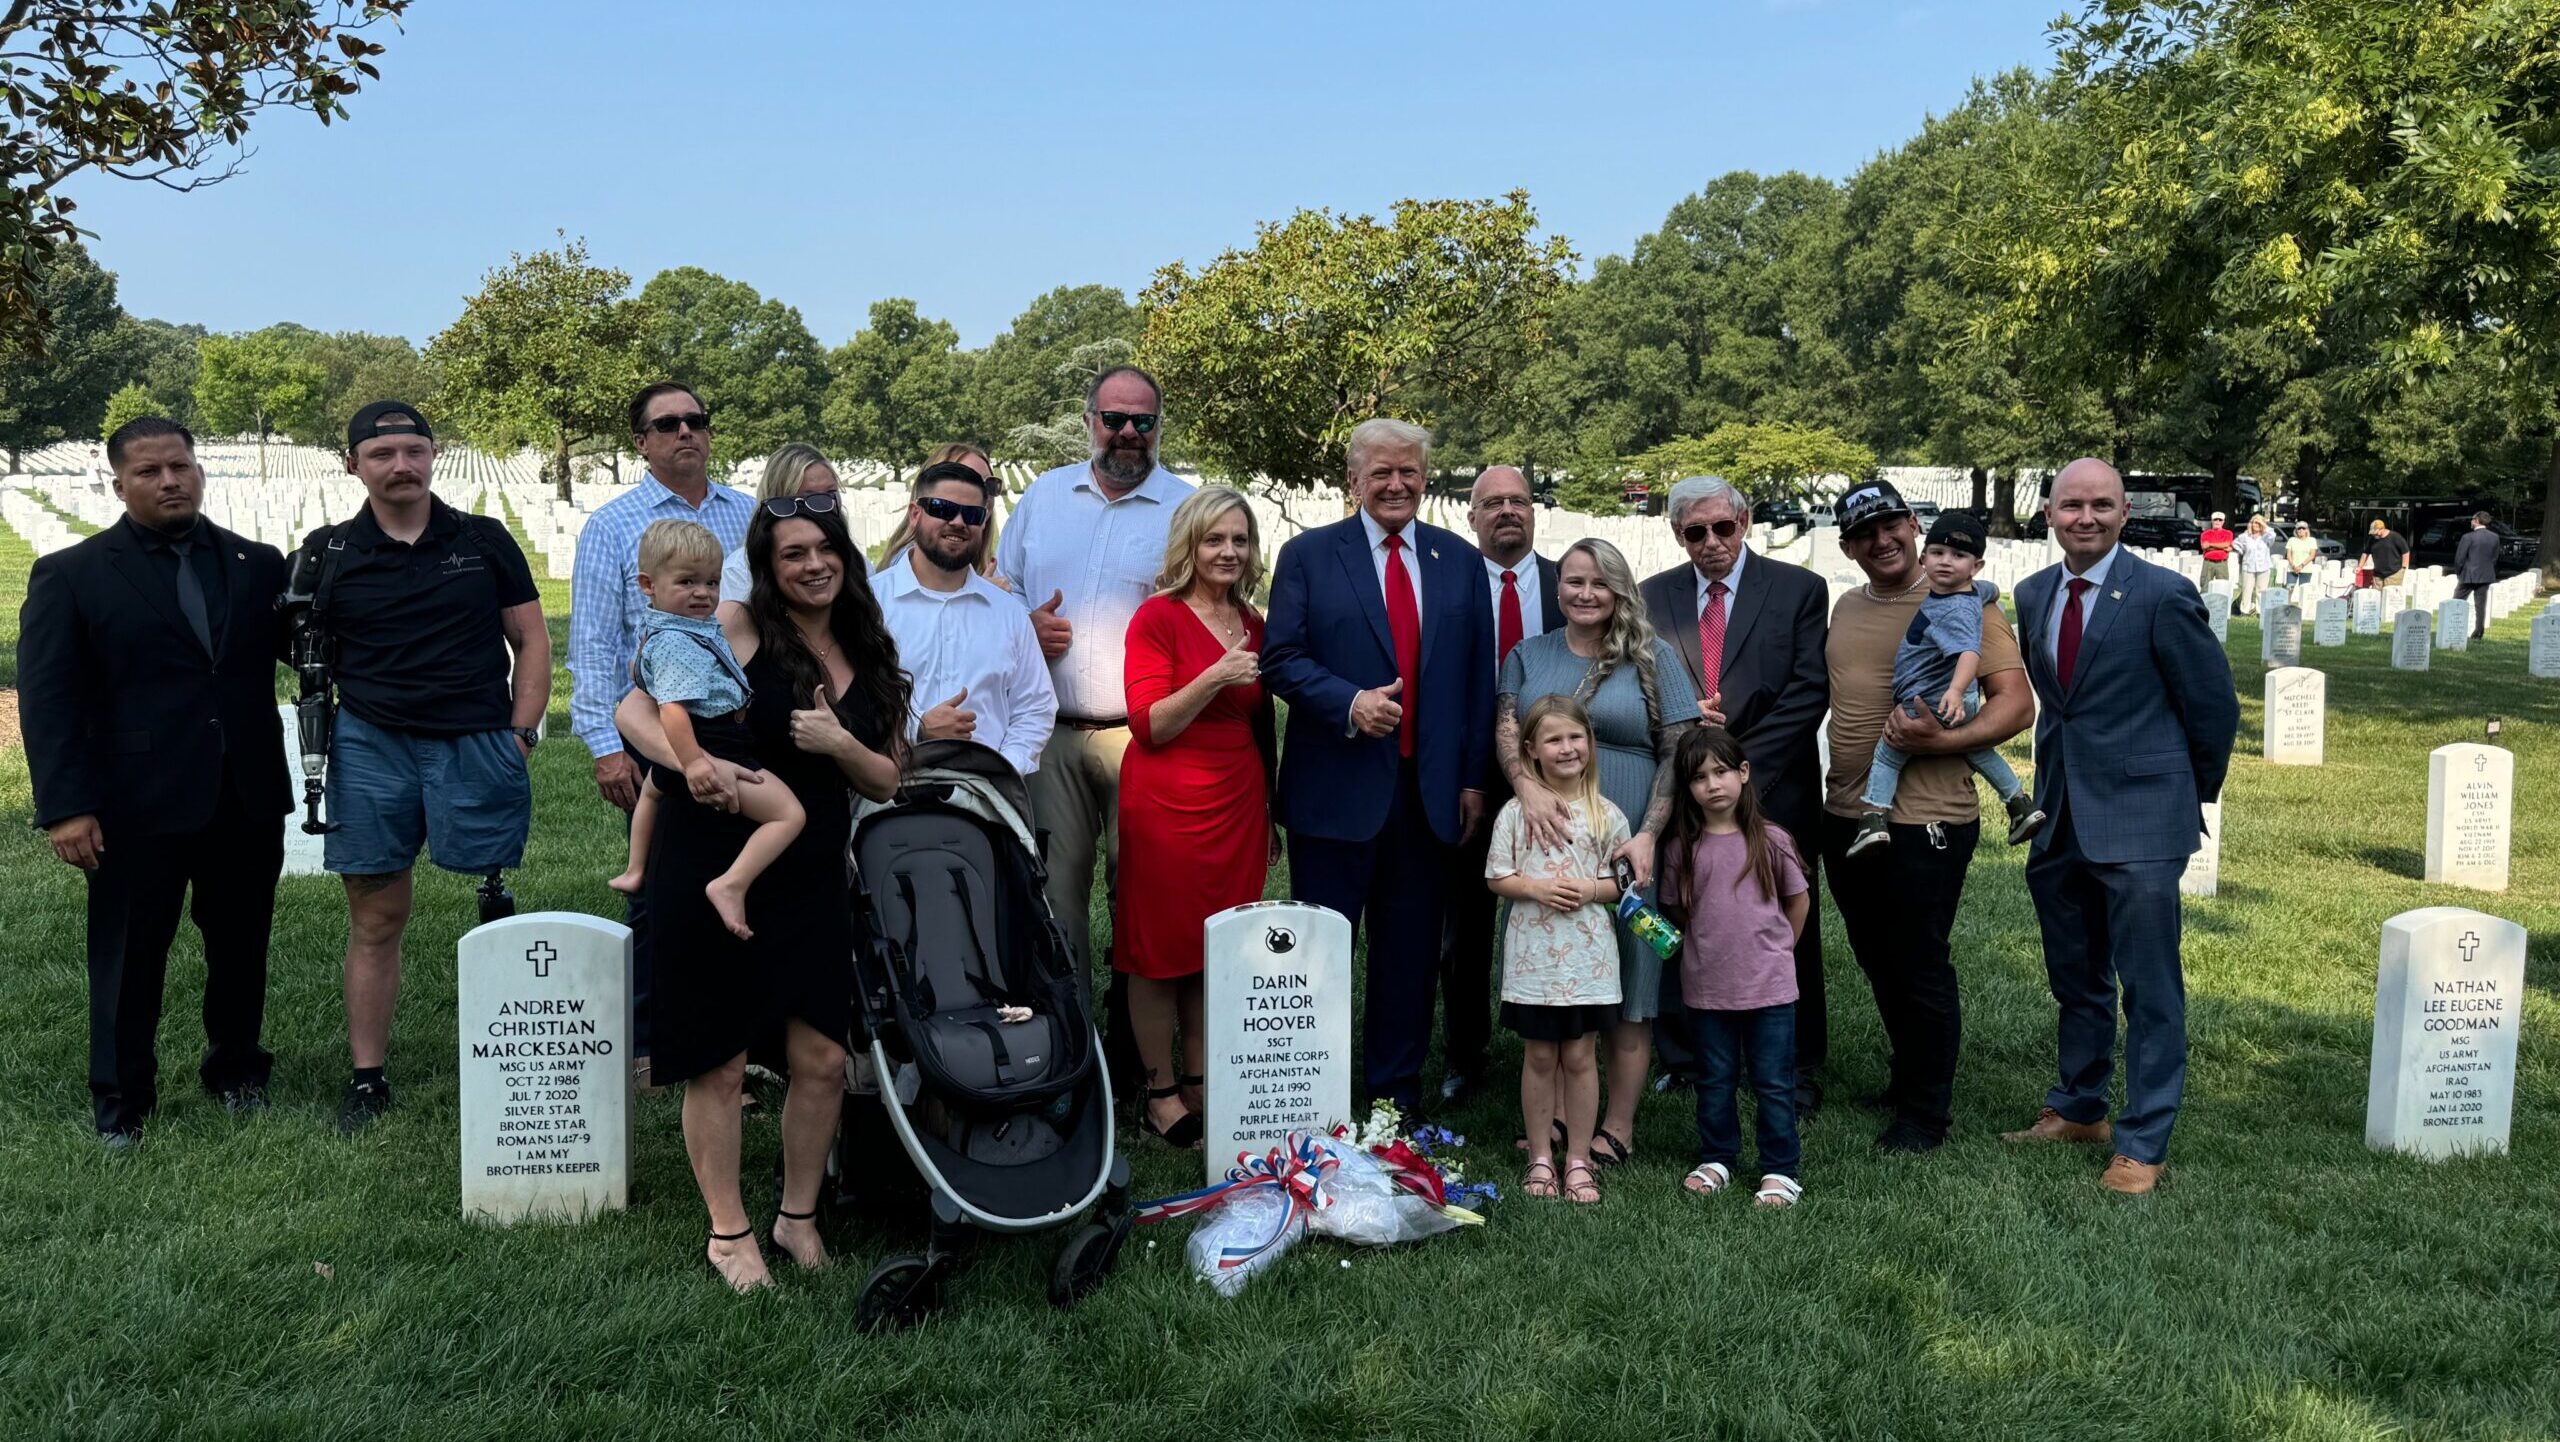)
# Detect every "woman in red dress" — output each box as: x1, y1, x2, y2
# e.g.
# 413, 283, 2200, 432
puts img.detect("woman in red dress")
1116, 486, 1276, 1146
